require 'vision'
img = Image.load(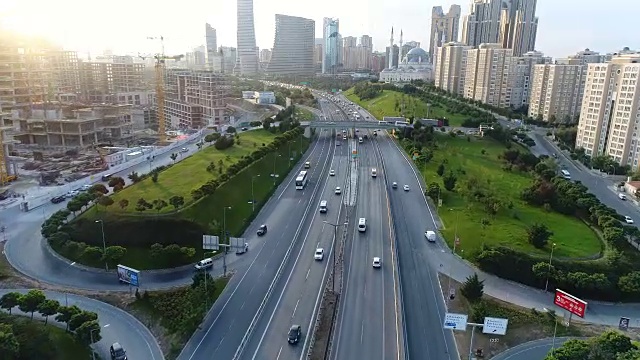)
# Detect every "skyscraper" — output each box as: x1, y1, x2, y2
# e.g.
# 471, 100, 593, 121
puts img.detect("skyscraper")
461, 0, 502, 47
430, 5, 461, 60
322, 18, 340, 74
266, 14, 315, 76
235, 0, 259, 75
499, 0, 539, 56
205, 23, 217, 70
